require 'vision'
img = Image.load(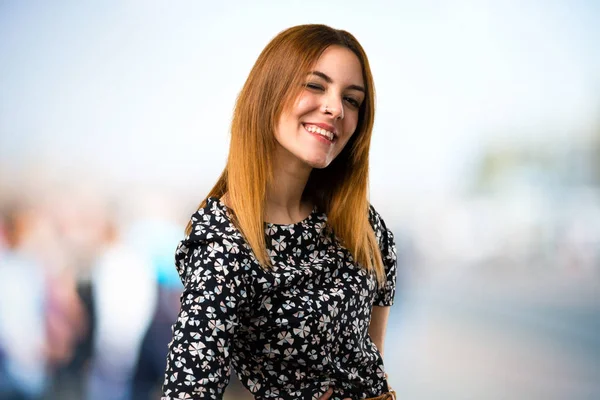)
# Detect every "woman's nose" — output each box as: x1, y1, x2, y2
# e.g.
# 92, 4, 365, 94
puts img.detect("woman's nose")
322, 96, 344, 120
